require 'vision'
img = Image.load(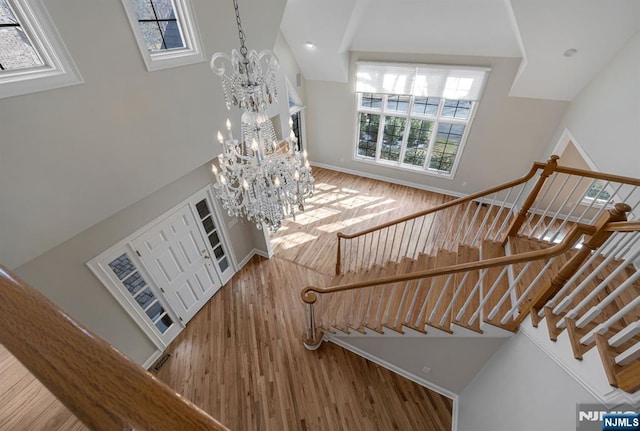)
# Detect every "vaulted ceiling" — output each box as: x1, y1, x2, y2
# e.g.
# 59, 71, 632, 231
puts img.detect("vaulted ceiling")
280, 0, 640, 101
